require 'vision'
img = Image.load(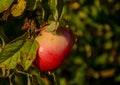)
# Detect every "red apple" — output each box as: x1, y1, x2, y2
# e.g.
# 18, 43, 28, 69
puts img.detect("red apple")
33, 25, 74, 71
